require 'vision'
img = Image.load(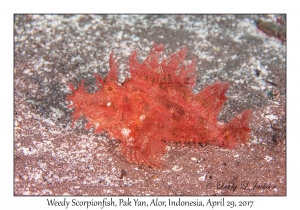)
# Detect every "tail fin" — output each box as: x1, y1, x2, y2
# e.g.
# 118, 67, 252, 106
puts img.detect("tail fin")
222, 109, 252, 148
